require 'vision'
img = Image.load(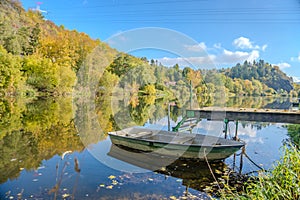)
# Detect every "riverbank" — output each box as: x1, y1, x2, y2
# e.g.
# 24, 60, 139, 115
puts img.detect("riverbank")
217, 144, 299, 200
